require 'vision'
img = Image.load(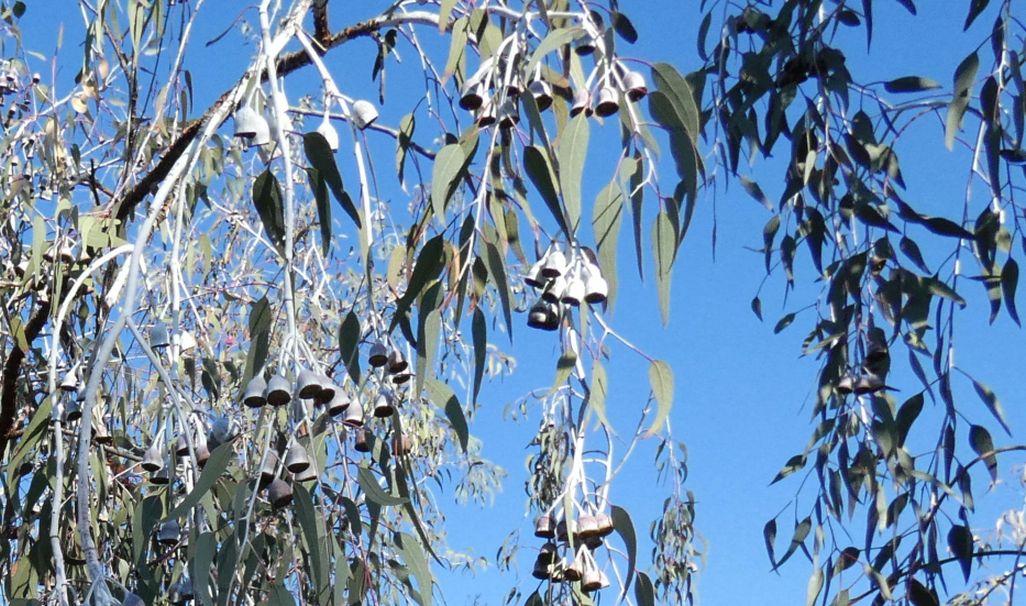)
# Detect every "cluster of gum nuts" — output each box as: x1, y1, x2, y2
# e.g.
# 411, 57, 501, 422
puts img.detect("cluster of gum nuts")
525, 244, 608, 331
532, 510, 615, 591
